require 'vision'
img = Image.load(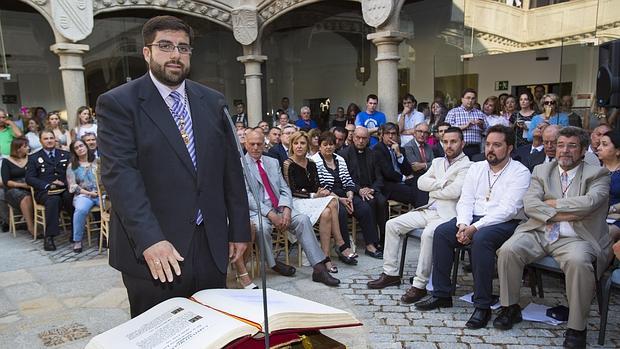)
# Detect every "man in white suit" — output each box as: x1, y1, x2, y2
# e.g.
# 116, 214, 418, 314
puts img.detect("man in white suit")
367, 127, 472, 304
494, 126, 612, 349
244, 130, 339, 286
